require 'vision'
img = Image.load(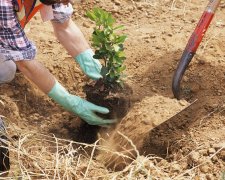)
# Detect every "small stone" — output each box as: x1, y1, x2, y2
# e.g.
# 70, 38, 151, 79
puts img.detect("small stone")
150, 35, 156, 38
126, 6, 134, 11
137, 5, 143, 10
217, 90, 222, 96
219, 150, 225, 160
48, 66, 53, 72
180, 161, 188, 169
197, 59, 205, 65
199, 164, 209, 173
158, 159, 169, 166
113, 0, 121, 6
171, 163, 181, 173
111, 6, 119, 13
183, 75, 189, 82
83, 22, 90, 28
33, 116, 39, 121
179, 100, 188, 106
188, 152, 200, 165
206, 174, 214, 180
191, 19, 196, 23
152, 120, 158, 127
213, 141, 225, 150
211, 155, 218, 162
194, 175, 201, 180
208, 148, 216, 154
152, 87, 157, 93
199, 149, 208, 156
142, 119, 150, 125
